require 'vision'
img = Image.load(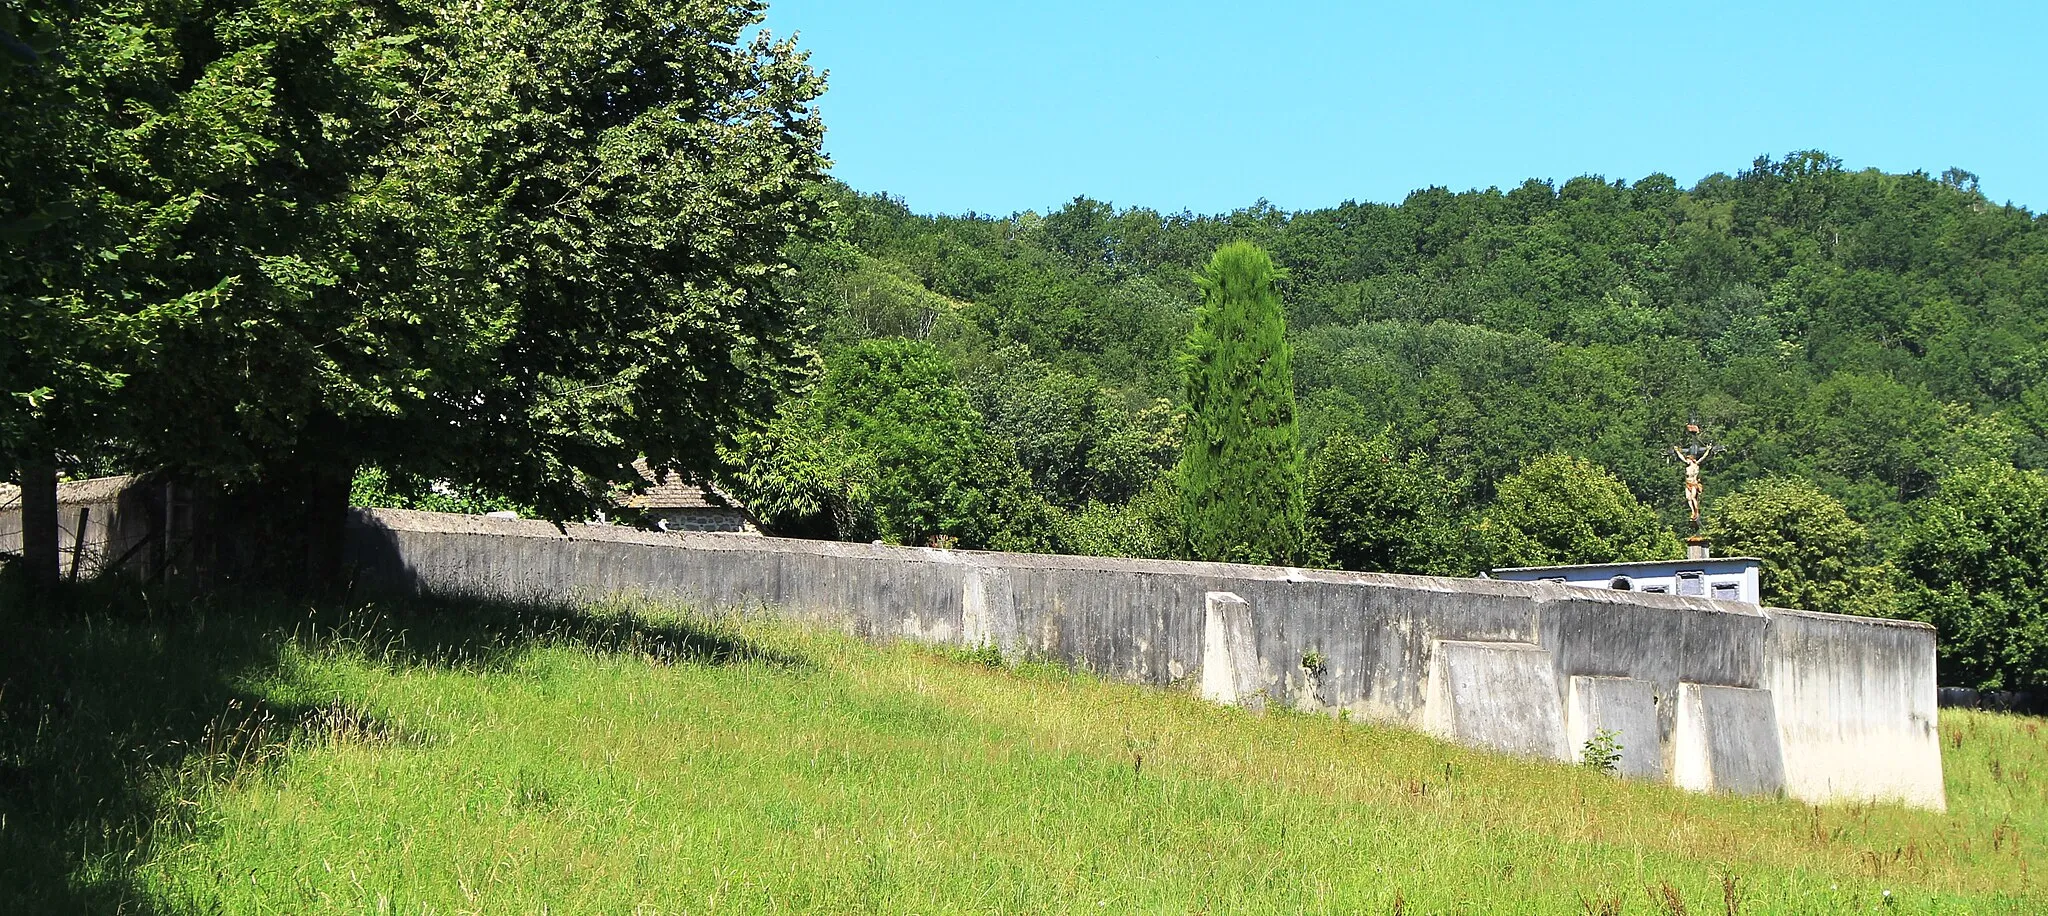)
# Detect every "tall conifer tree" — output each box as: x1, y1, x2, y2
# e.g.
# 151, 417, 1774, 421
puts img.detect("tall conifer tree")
1178, 242, 1306, 564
